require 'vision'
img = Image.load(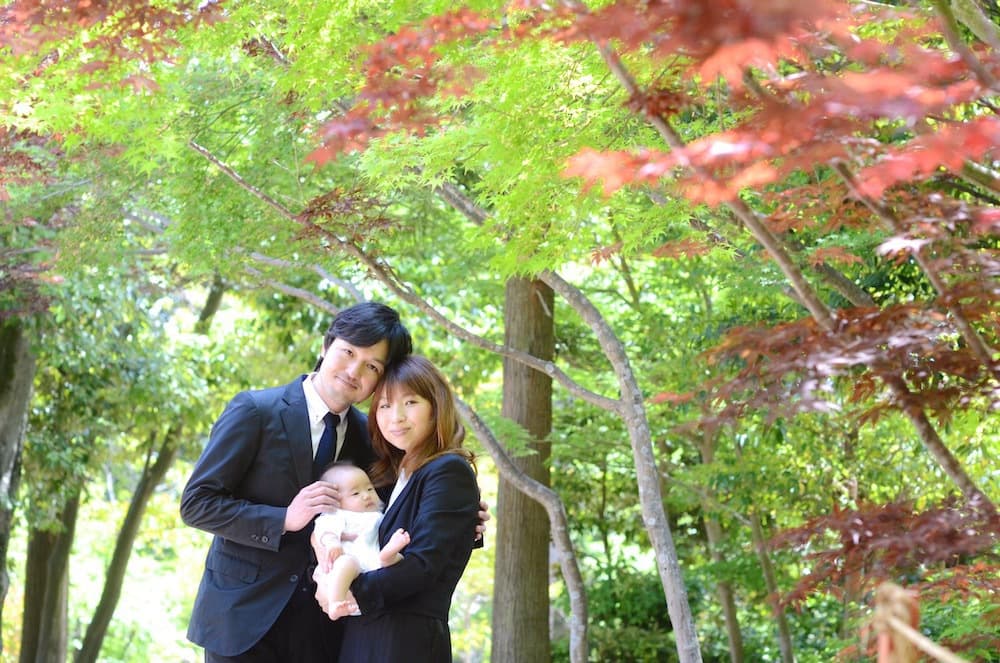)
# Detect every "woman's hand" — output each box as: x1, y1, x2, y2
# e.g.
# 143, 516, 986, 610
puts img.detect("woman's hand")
475, 499, 491, 541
